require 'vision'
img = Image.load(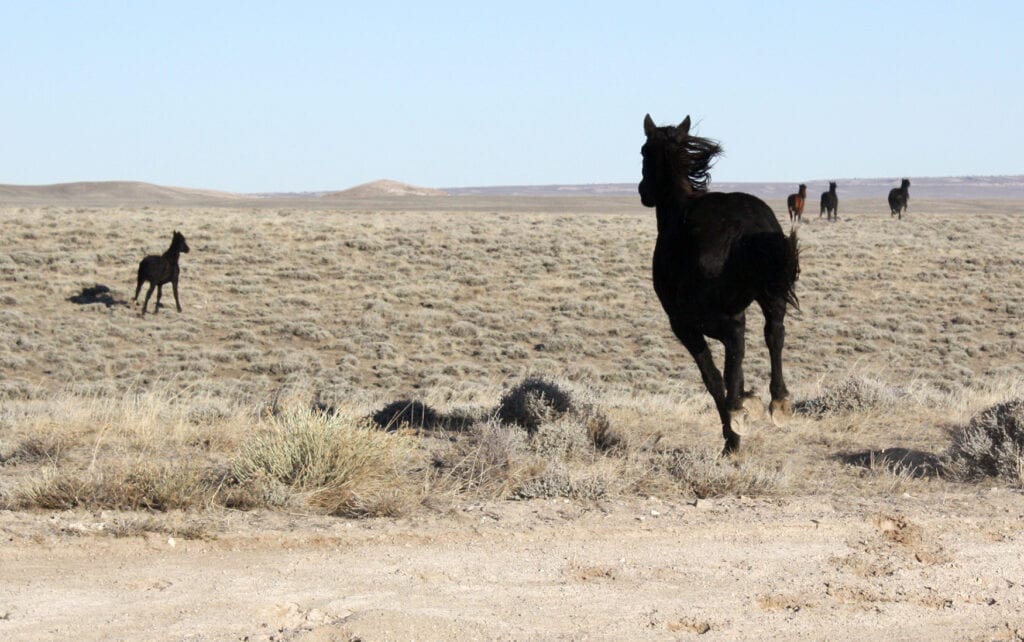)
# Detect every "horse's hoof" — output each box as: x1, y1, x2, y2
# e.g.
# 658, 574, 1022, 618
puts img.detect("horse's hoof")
728, 408, 750, 436
722, 433, 741, 456
742, 394, 766, 422
770, 398, 794, 427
